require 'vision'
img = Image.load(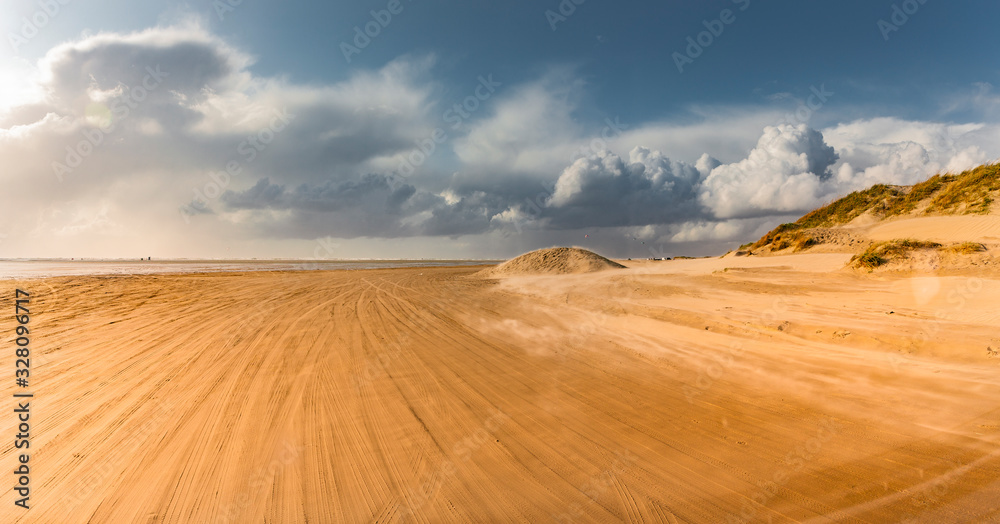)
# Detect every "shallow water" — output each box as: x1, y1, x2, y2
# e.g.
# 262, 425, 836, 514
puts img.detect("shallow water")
0, 259, 499, 279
